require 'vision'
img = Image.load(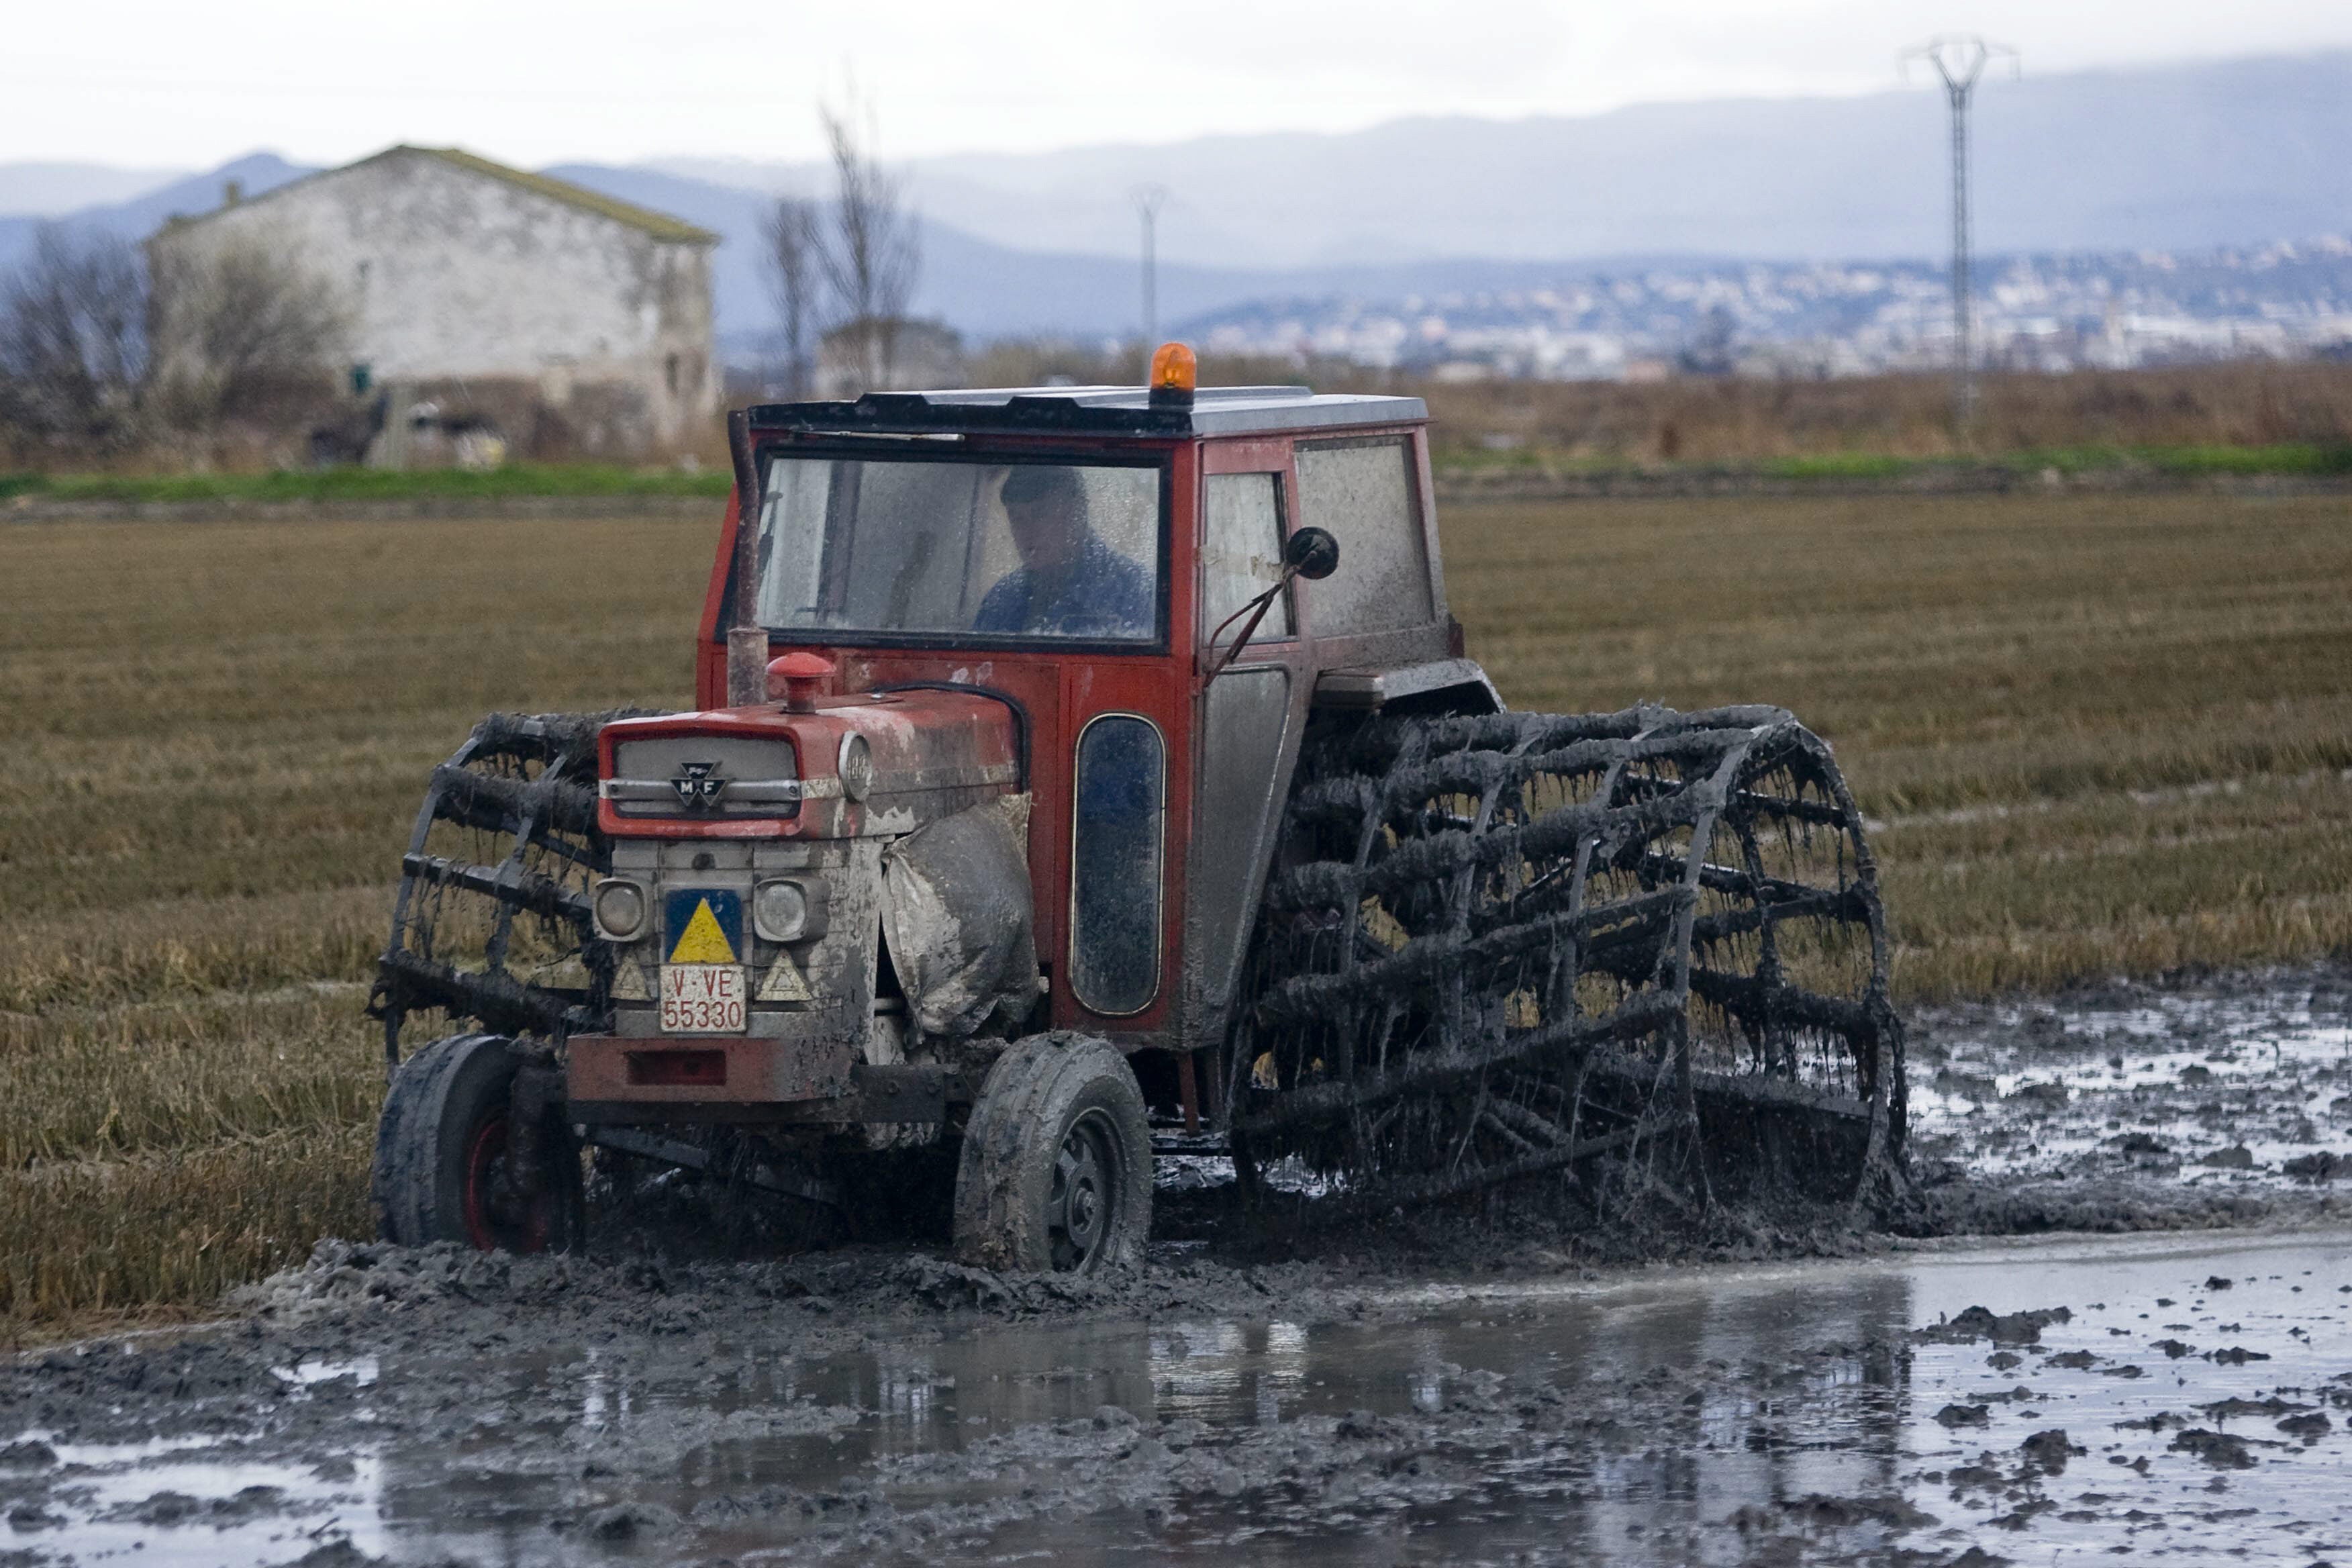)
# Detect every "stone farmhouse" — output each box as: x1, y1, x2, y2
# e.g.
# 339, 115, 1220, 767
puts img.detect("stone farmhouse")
147, 145, 720, 456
